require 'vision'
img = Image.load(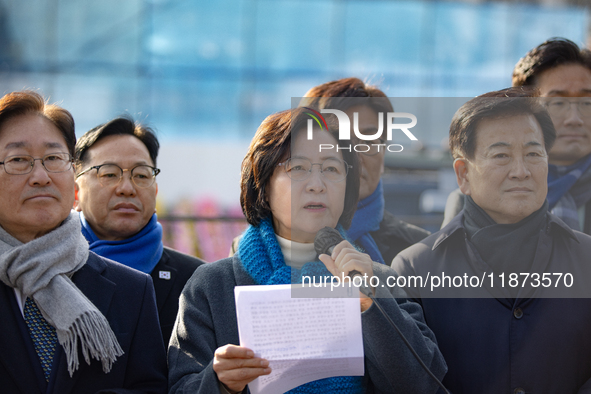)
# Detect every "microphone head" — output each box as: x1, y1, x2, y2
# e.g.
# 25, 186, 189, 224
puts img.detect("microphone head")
314, 227, 344, 256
